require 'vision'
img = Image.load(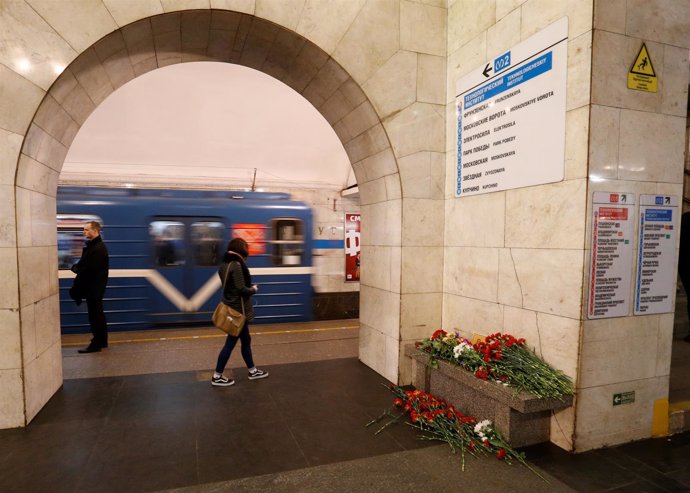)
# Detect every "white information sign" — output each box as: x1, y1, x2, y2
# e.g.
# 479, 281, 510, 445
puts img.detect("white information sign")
634, 195, 679, 315
455, 17, 568, 197
588, 192, 635, 319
